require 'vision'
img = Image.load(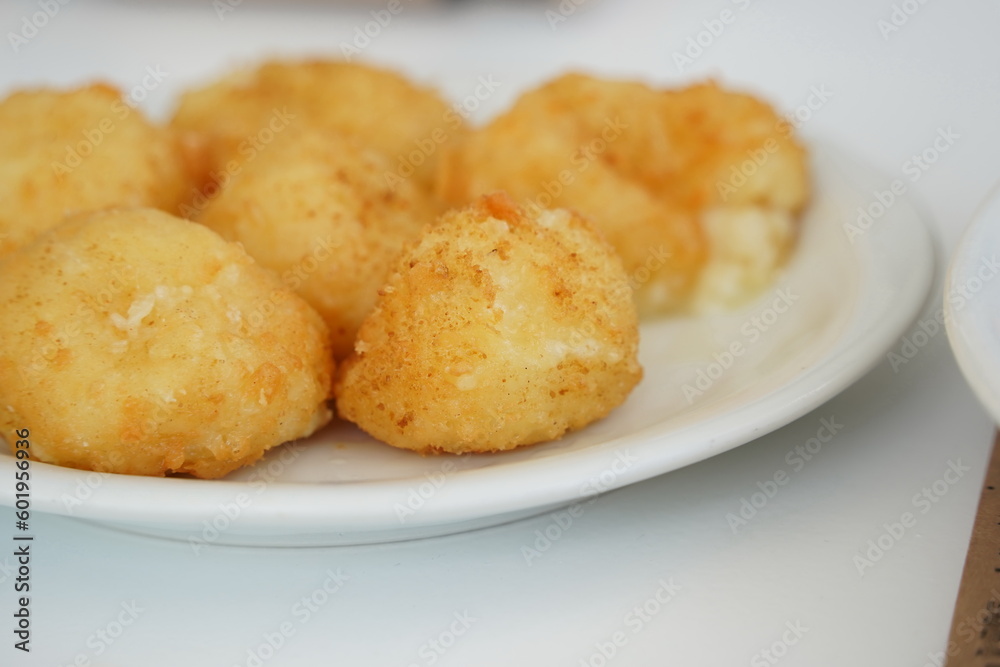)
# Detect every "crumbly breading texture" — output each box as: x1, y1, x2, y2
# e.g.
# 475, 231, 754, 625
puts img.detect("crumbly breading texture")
658, 82, 809, 211
335, 193, 642, 454
0, 85, 194, 259
438, 74, 809, 314
0, 209, 333, 478
171, 60, 462, 193
197, 128, 436, 358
